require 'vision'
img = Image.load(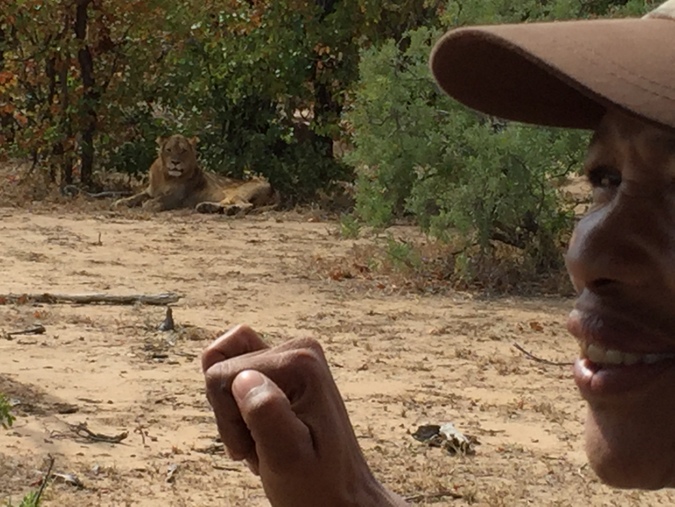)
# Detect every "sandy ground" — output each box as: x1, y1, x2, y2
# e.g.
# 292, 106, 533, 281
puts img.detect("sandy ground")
1, 205, 674, 507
